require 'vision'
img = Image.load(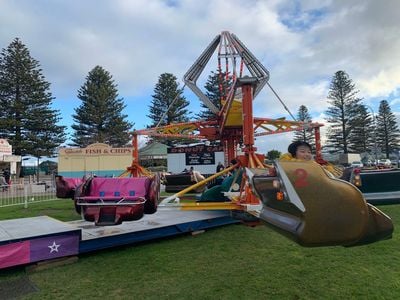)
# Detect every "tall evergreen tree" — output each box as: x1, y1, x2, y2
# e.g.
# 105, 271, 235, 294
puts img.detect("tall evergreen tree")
347, 104, 374, 153
0, 38, 66, 159
292, 105, 315, 148
148, 73, 189, 126
71, 66, 132, 147
324, 70, 362, 153
197, 70, 232, 120
266, 150, 281, 160
147, 73, 189, 145
376, 100, 400, 158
